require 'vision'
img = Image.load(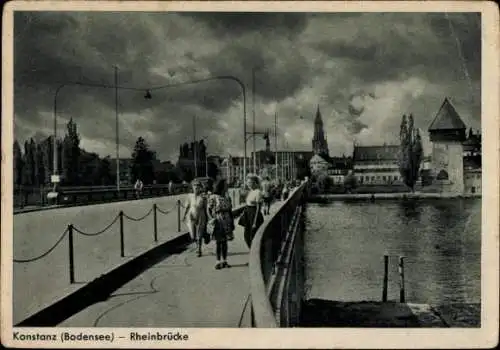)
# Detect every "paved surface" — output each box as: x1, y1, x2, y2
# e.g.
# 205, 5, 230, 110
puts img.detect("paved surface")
13, 194, 187, 324
59, 202, 282, 328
